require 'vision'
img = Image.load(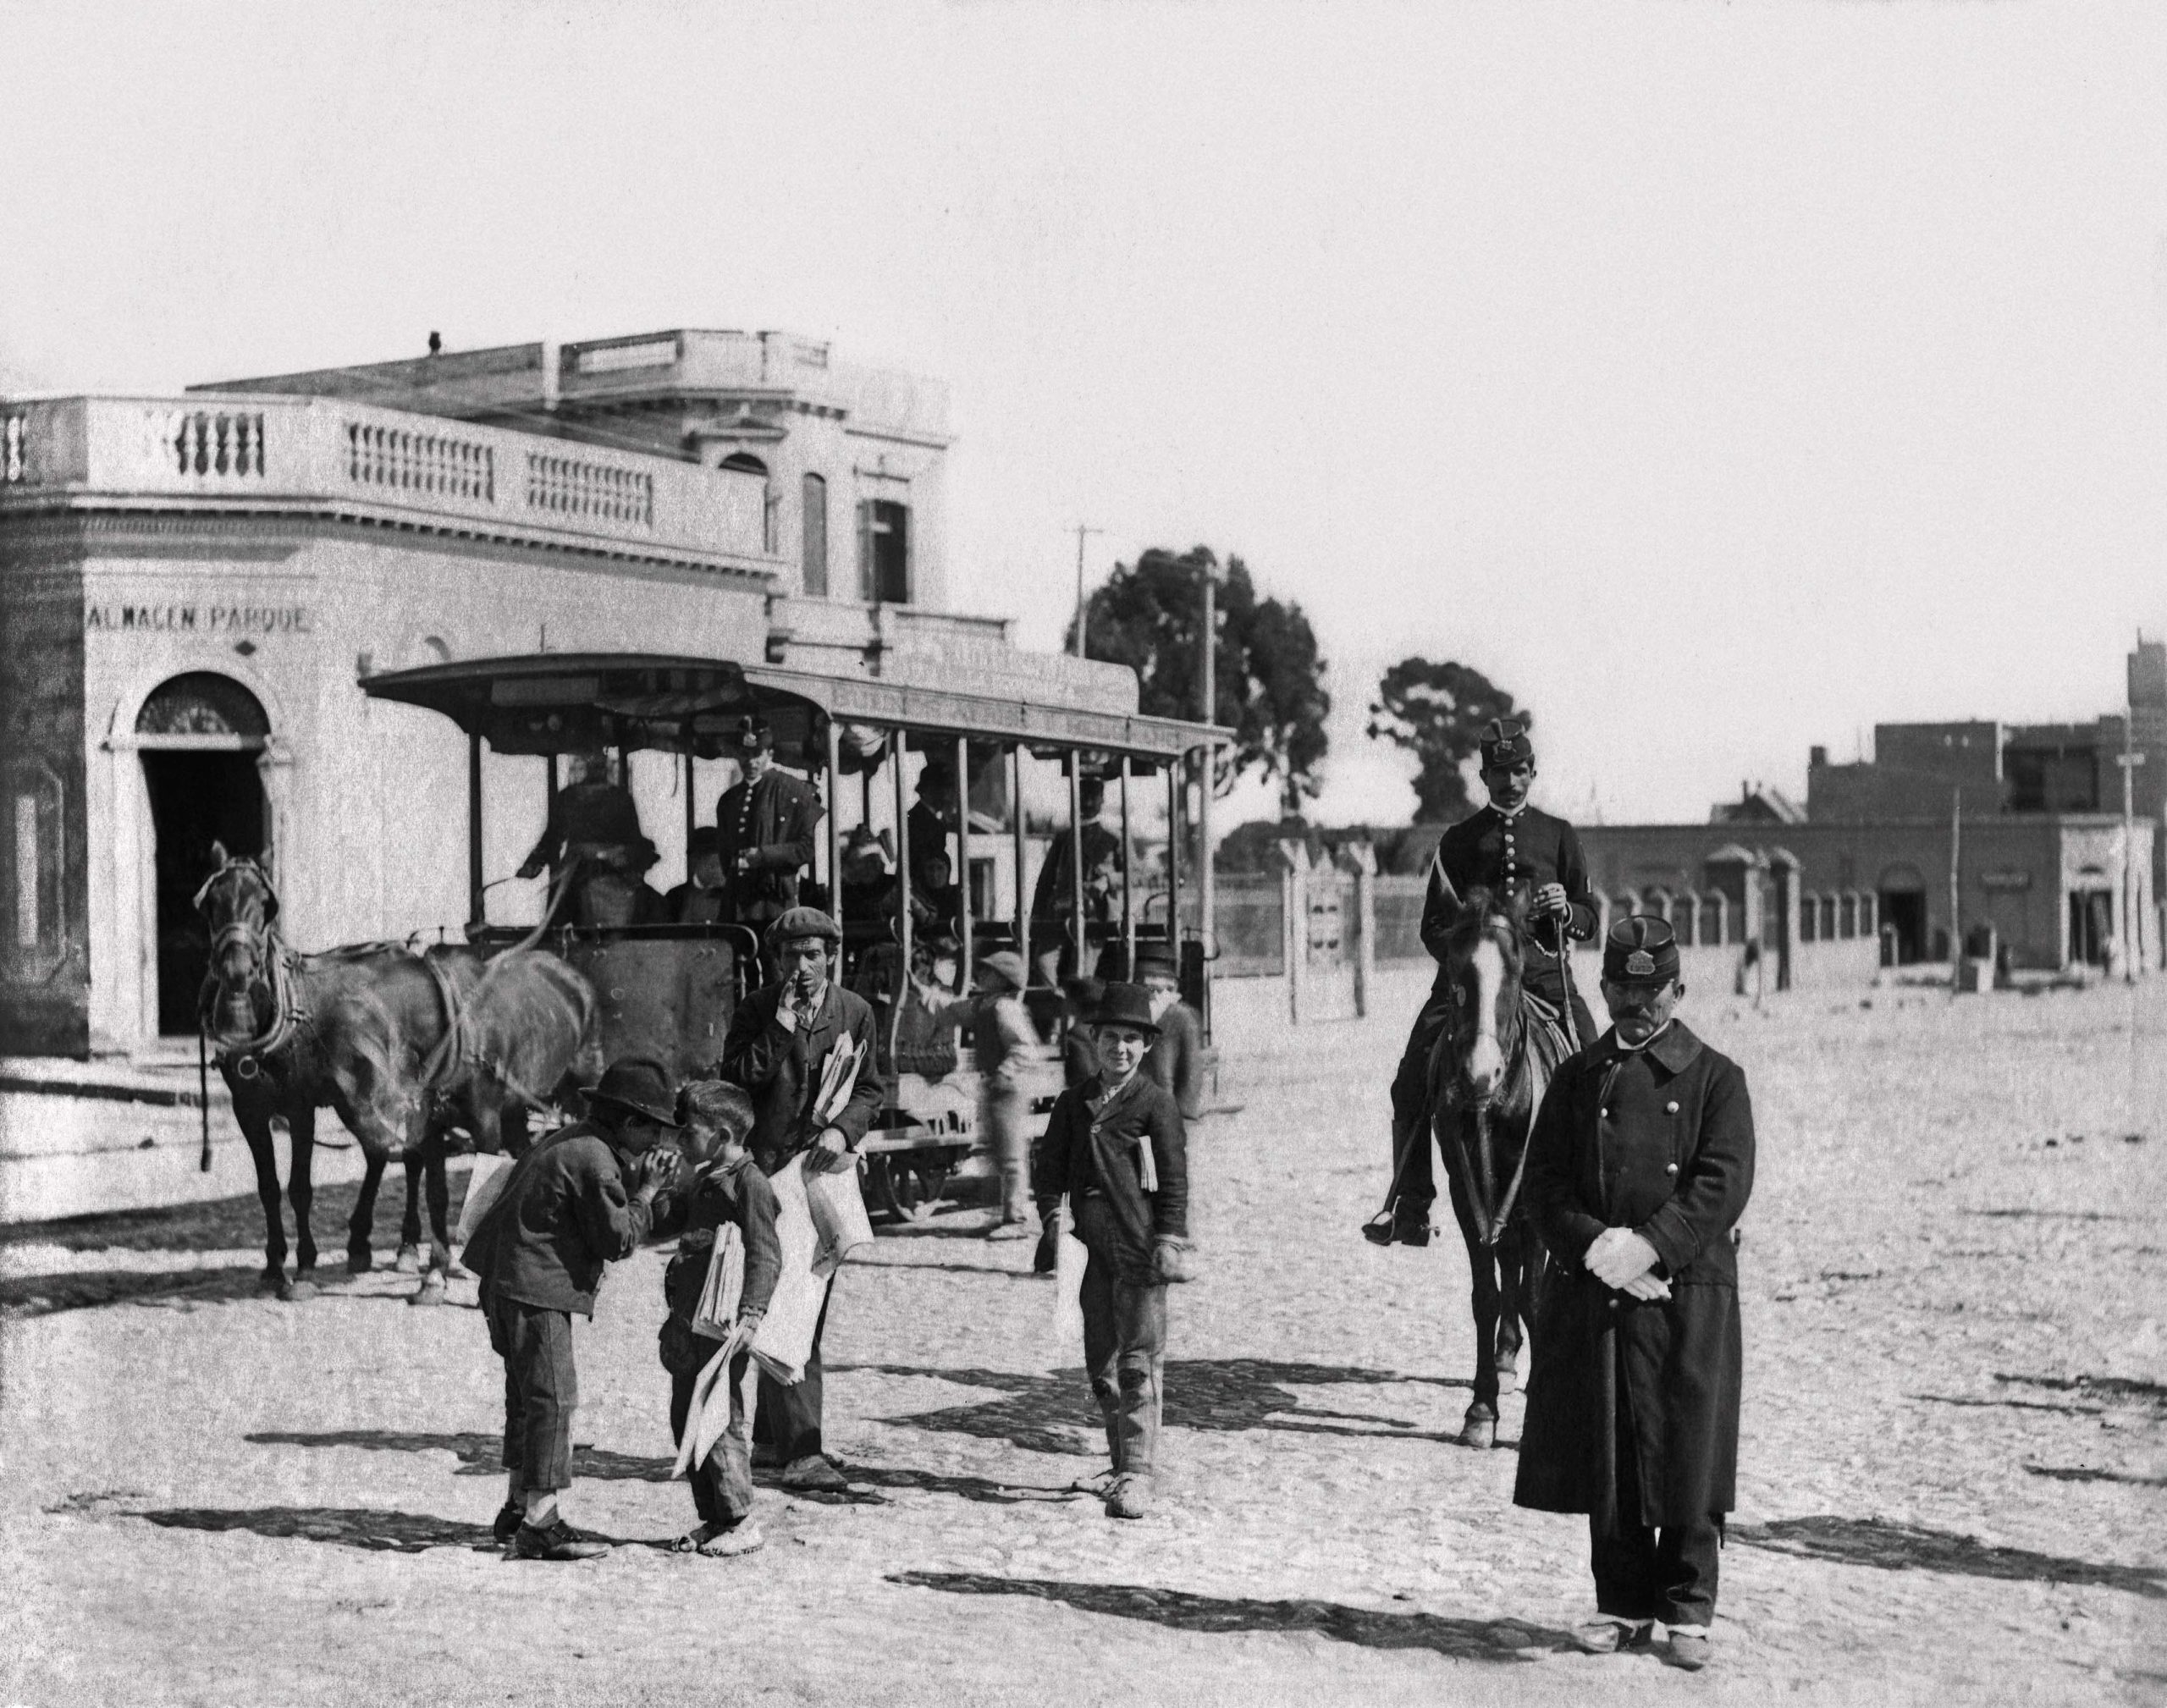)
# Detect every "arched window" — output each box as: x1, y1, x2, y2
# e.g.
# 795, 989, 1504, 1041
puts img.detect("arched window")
802, 472, 829, 597
135, 673, 271, 741
720, 453, 777, 555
